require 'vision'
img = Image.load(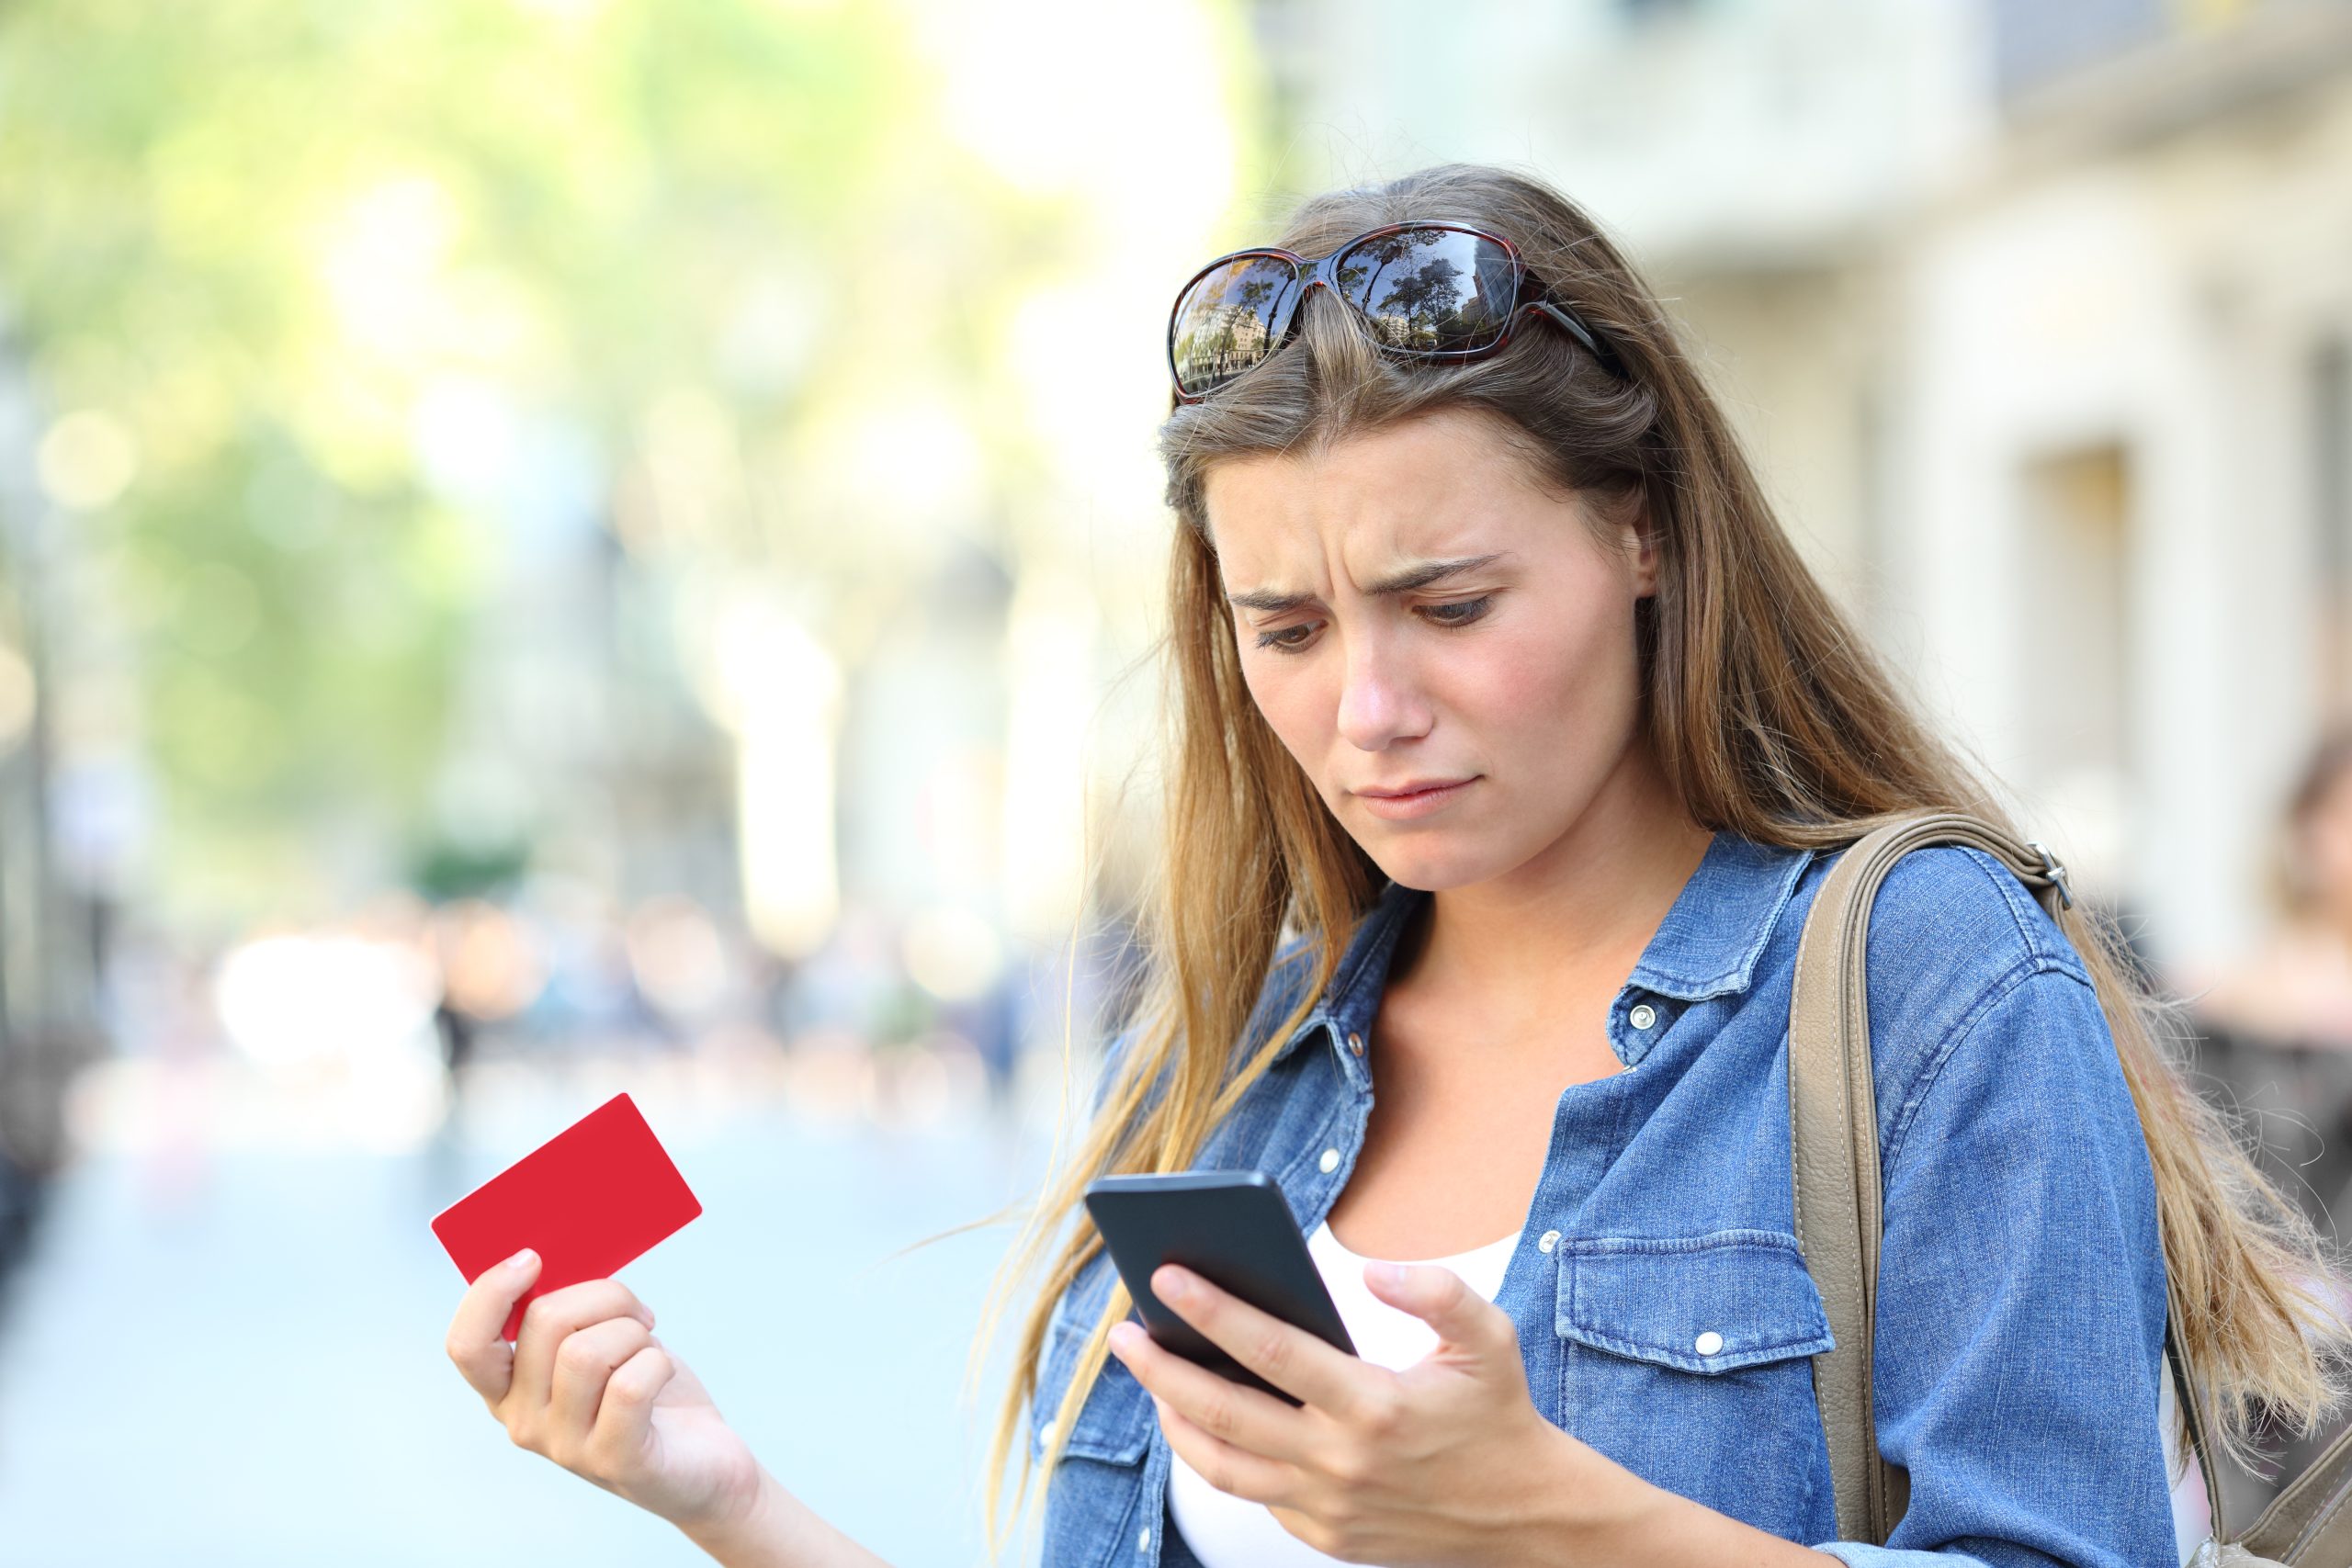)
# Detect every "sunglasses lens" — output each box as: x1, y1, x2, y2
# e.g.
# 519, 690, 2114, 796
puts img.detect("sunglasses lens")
1337, 230, 1517, 353
1170, 254, 1299, 397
